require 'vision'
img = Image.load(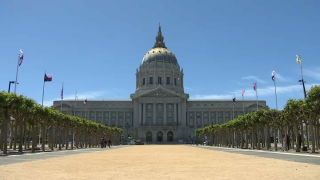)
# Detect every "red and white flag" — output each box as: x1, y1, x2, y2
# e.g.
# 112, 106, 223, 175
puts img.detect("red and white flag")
18, 50, 23, 66
242, 90, 245, 96
83, 99, 87, 105
253, 82, 257, 91
271, 71, 275, 81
